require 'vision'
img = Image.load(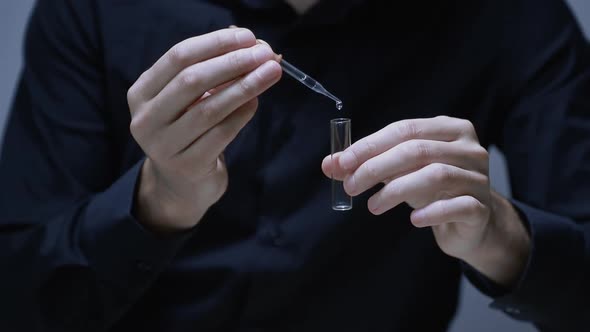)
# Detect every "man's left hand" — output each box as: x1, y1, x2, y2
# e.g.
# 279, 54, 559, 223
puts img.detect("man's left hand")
321, 116, 530, 287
